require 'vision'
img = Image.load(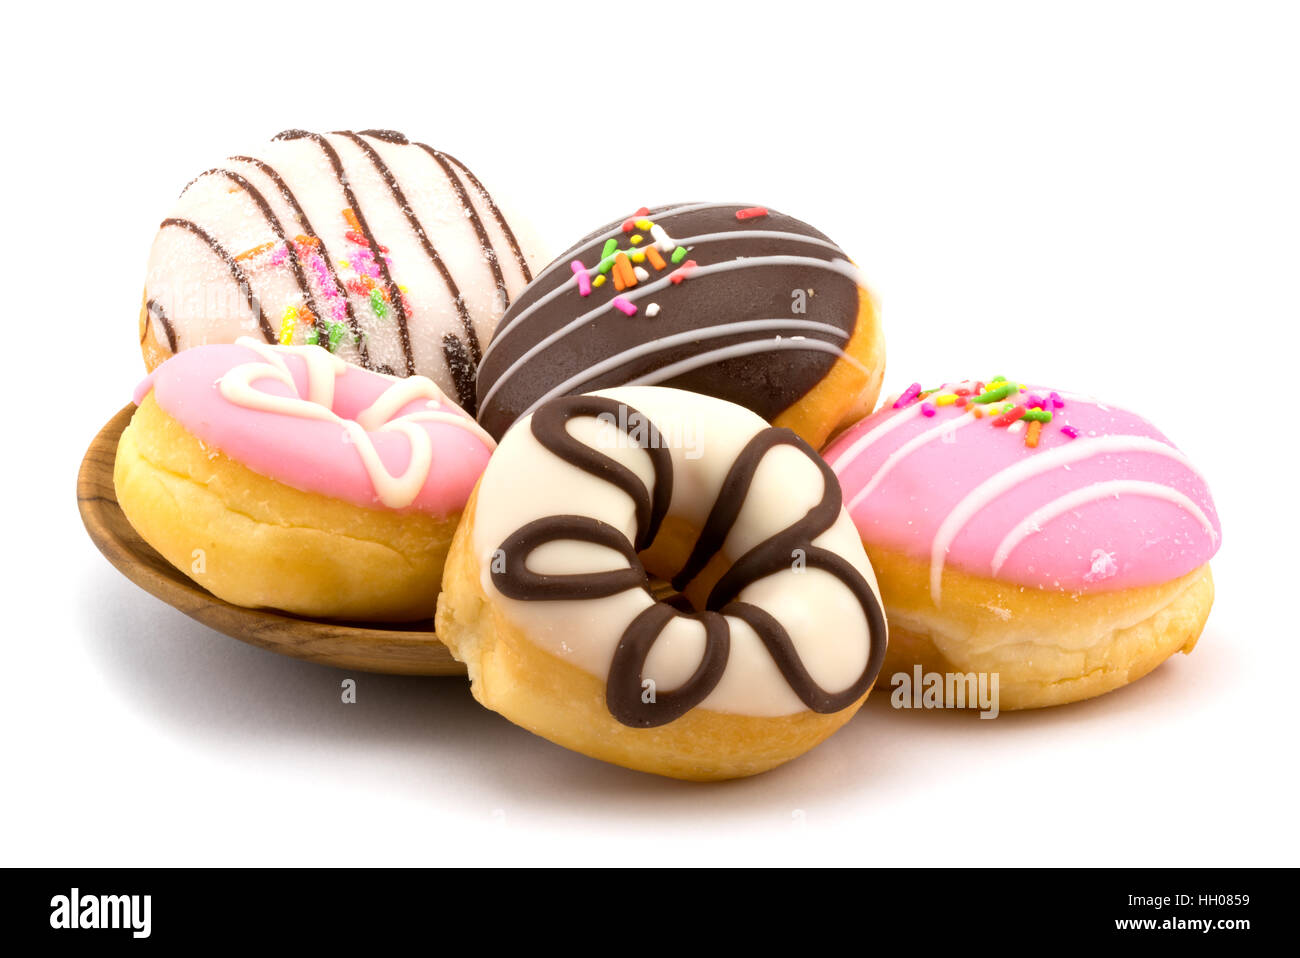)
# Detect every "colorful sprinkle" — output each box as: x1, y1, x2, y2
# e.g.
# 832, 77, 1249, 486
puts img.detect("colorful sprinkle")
920, 402, 937, 418
992, 404, 1027, 427
671, 245, 688, 264
630, 234, 644, 245
893, 383, 922, 408
592, 274, 607, 288
570, 260, 592, 297
651, 224, 674, 251
633, 266, 650, 282
735, 206, 769, 220
631, 250, 647, 264
1050, 392, 1065, 409
646, 247, 667, 270
1025, 420, 1043, 448
370, 289, 388, 319
934, 394, 958, 406
973, 383, 1018, 404
635, 218, 653, 230
621, 219, 635, 233
235, 241, 275, 262
669, 260, 698, 285
342, 208, 362, 233
1061, 425, 1080, 439
601, 238, 619, 260
612, 296, 637, 316
614, 252, 637, 289
646, 303, 661, 317
279, 306, 298, 345
1021, 409, 1053, 423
